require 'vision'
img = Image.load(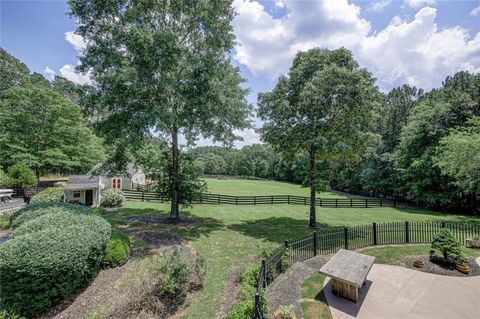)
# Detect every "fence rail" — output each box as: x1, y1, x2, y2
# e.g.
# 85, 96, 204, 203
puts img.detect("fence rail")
123, 190, 413, 208
254, 220, 480, 318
